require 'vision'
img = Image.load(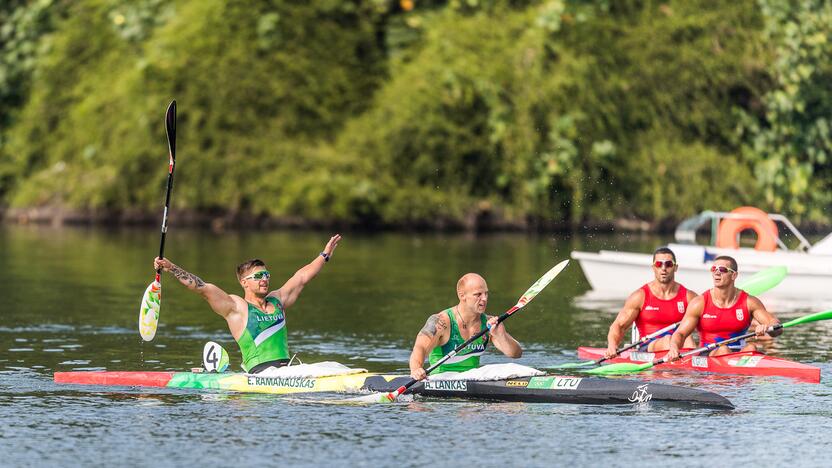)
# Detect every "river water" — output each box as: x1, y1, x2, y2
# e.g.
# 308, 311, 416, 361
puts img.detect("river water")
1, 225, 830, 467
